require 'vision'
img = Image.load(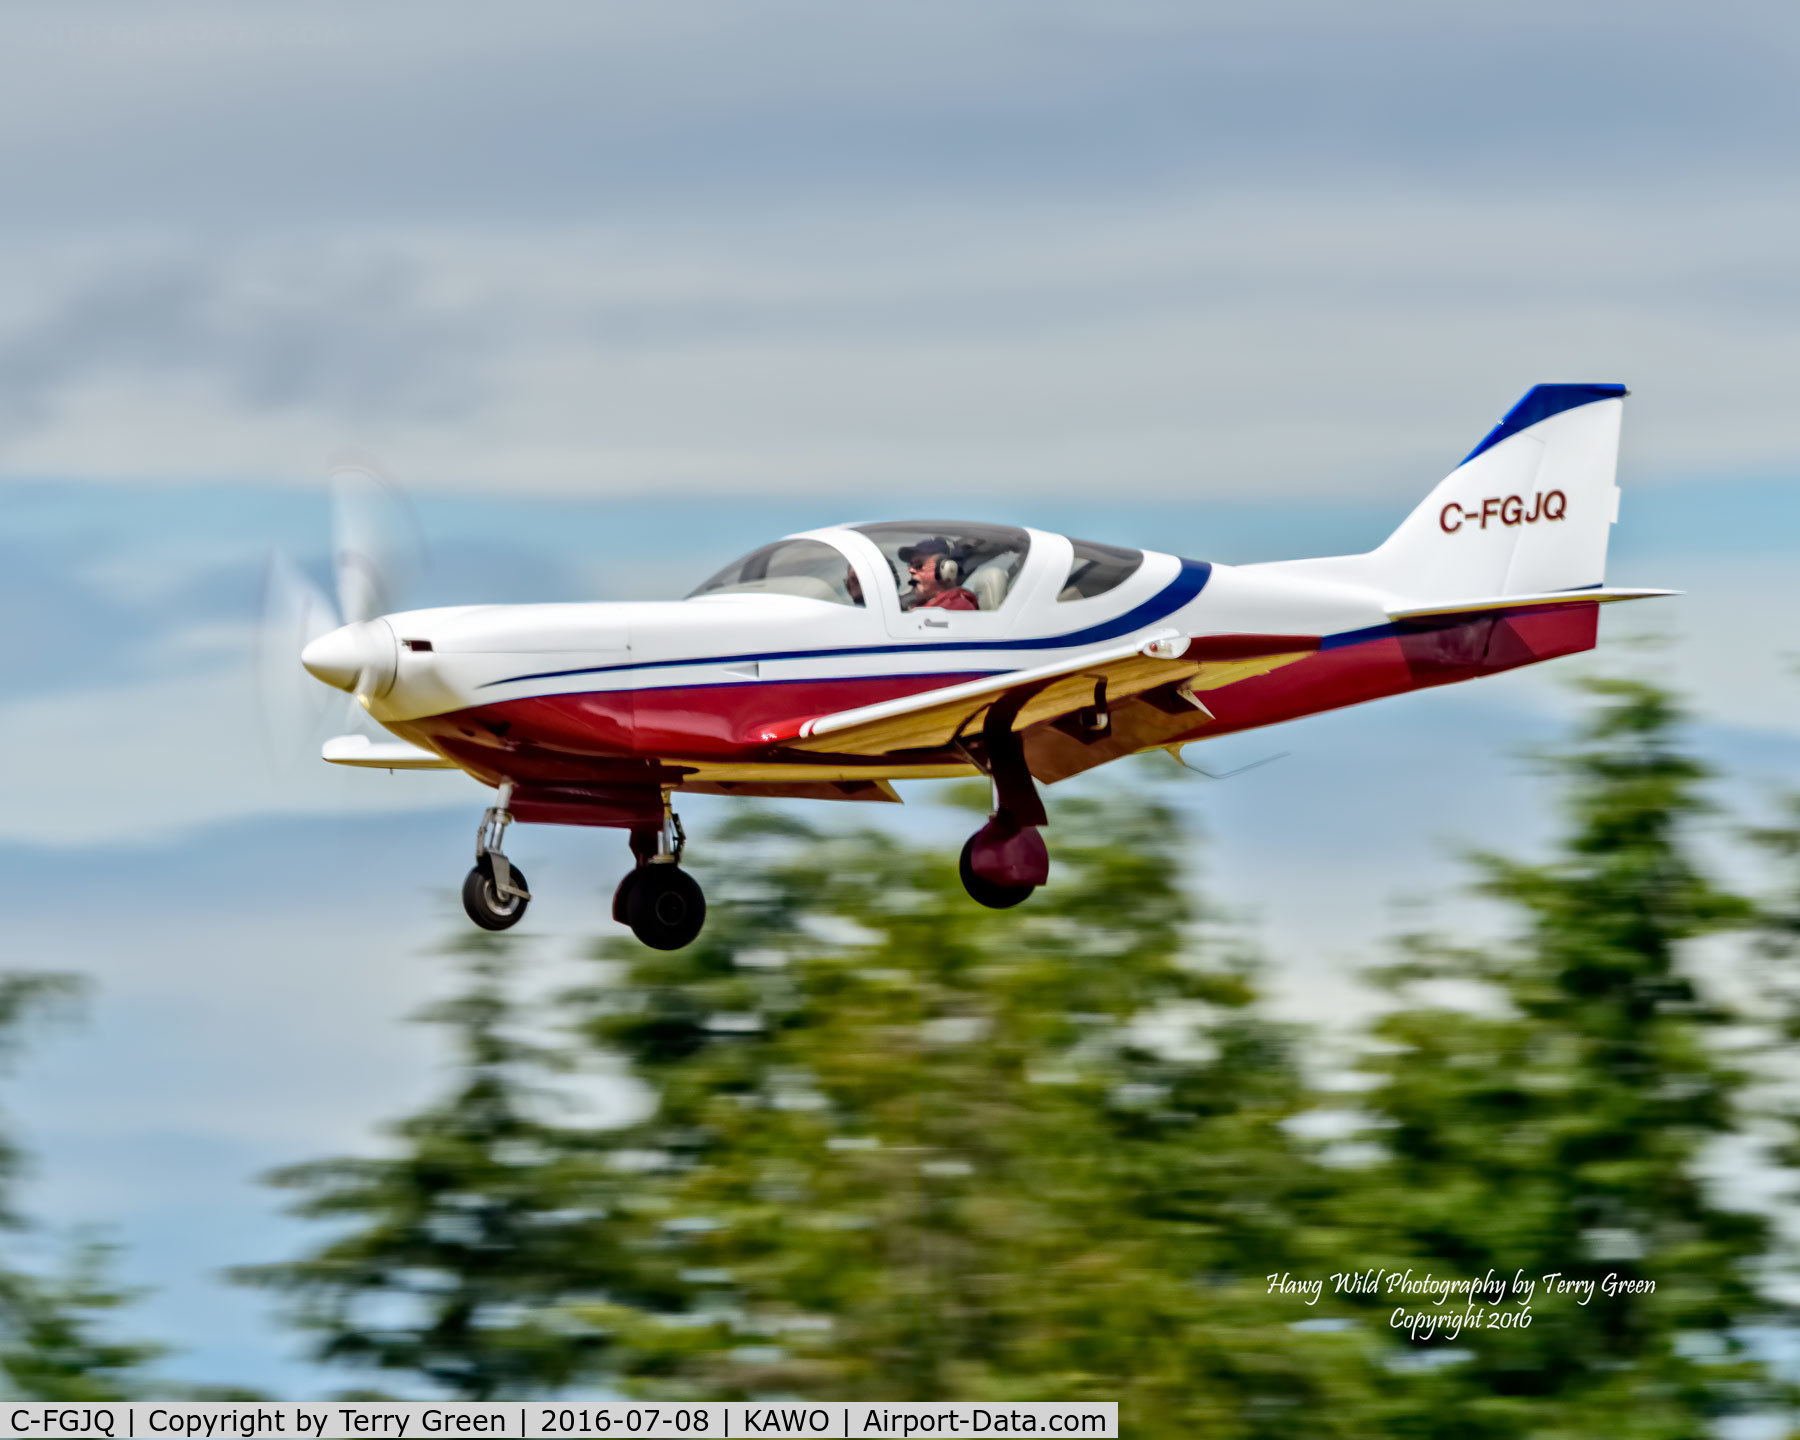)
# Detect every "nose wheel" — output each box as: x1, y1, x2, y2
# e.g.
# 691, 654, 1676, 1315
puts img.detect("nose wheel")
464, 857, 531, 930
614, 802, 706, 950
463, 783, 531, 931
